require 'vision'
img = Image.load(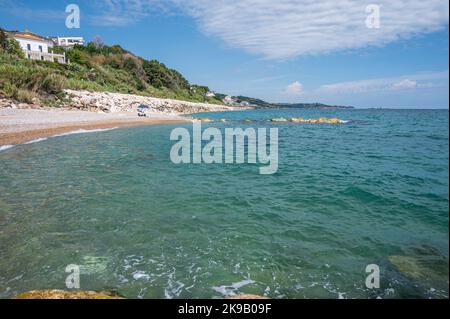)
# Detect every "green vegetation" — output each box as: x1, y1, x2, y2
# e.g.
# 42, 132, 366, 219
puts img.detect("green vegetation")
0, 28, 24, 58
0, 33, 223, 106
234, 95, 353, 109
0, 29, 352, 109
